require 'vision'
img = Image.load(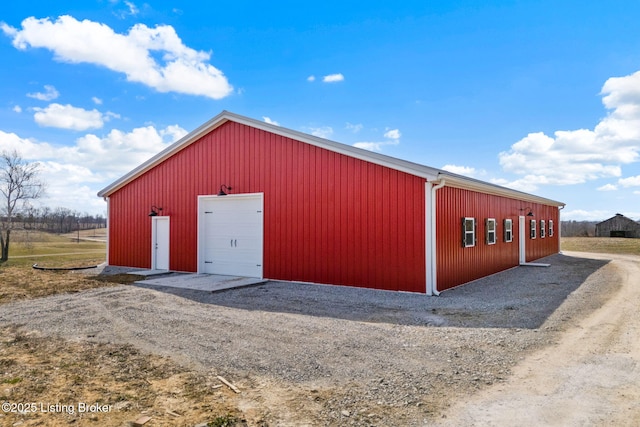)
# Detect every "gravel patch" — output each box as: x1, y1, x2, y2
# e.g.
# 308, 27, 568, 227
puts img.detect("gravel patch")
0, 252, 619, 425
